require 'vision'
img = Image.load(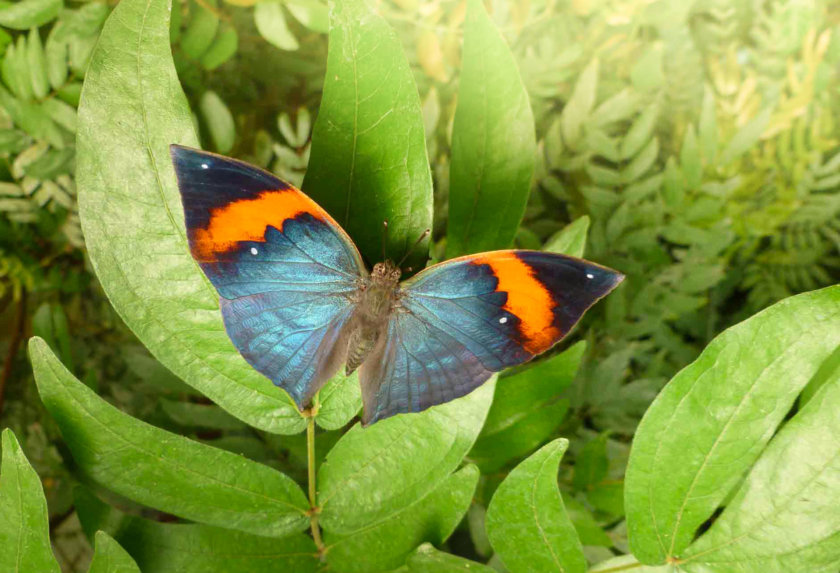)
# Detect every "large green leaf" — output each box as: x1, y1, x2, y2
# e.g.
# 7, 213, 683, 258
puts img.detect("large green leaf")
29, 338, 310, 538
404, 544, 495, 572
0, 0, 61, 29
325, 465, 478, 573
680, 369, 840, 572
470, 342, 584, 472
88, 531, 141, 573
303, 0, 432, 271
0, 429, 60, 573
486, 439, 586, 573
75, 0, 304, 433
625, 286, 840, 564
446, 0, 535, 258
318, 379, 495, 534
76, 487, 319, 573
